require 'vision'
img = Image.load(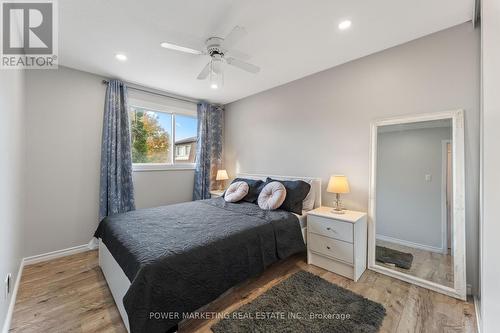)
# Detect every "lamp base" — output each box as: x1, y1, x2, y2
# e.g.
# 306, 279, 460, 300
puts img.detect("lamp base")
331, 208, 346, 214
332, 193, 345, 214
